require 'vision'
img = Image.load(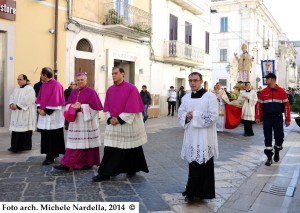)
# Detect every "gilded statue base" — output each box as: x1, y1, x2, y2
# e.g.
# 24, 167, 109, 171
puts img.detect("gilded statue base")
233, 82, 245, 91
